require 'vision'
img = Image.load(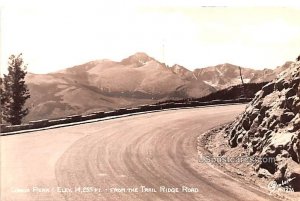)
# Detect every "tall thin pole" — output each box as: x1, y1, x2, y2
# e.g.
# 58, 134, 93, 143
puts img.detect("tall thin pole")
239, 66, 245, 98
239, 66, 244, 85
